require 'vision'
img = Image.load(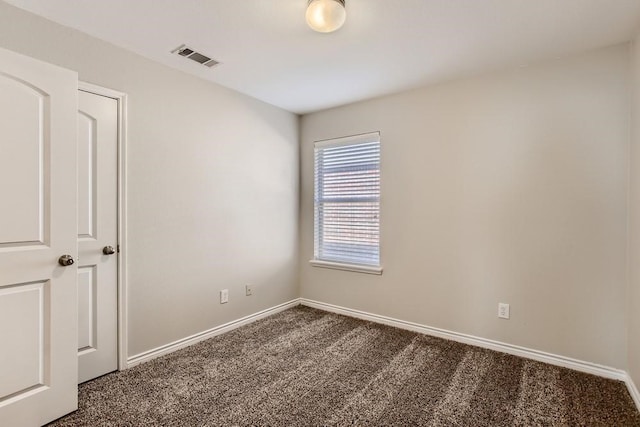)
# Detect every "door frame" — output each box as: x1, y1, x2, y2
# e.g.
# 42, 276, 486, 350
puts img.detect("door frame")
78, 81, 129, 371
